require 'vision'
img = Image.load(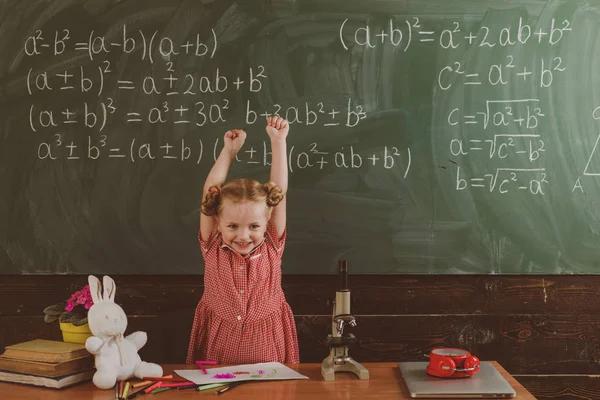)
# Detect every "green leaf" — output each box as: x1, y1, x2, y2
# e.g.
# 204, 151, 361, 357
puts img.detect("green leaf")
70, 313, 87, 326
59, 313, 73, 323
43, 303, 65, 316
73, 317, 88, 326
44, 314, 59, 323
